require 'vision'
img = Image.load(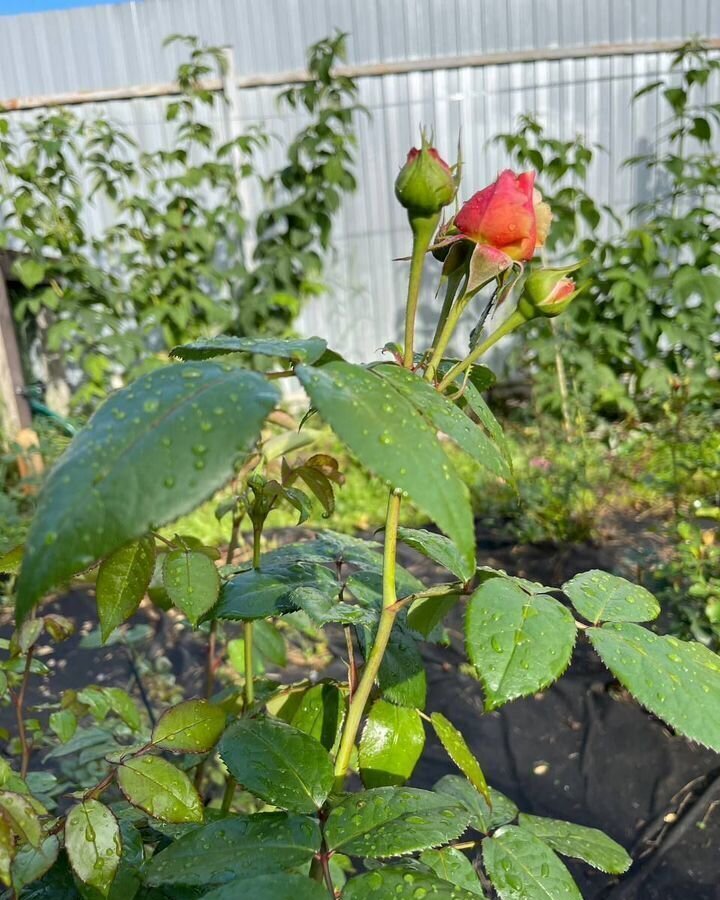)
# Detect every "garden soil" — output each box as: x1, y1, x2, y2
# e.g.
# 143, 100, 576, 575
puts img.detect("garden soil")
3, 521, 718, 899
